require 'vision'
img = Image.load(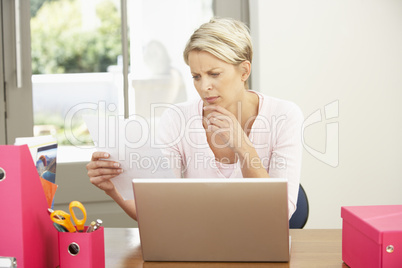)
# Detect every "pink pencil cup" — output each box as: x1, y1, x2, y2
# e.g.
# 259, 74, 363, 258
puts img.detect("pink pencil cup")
58, 226, 105, 268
